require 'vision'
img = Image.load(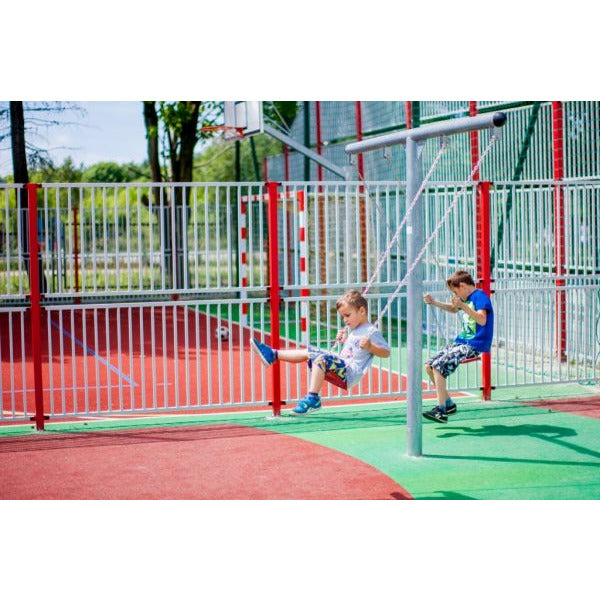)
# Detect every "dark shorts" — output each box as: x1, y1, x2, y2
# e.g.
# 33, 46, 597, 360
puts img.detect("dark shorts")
425, 344, 480, 379
308, 351, 348, 384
